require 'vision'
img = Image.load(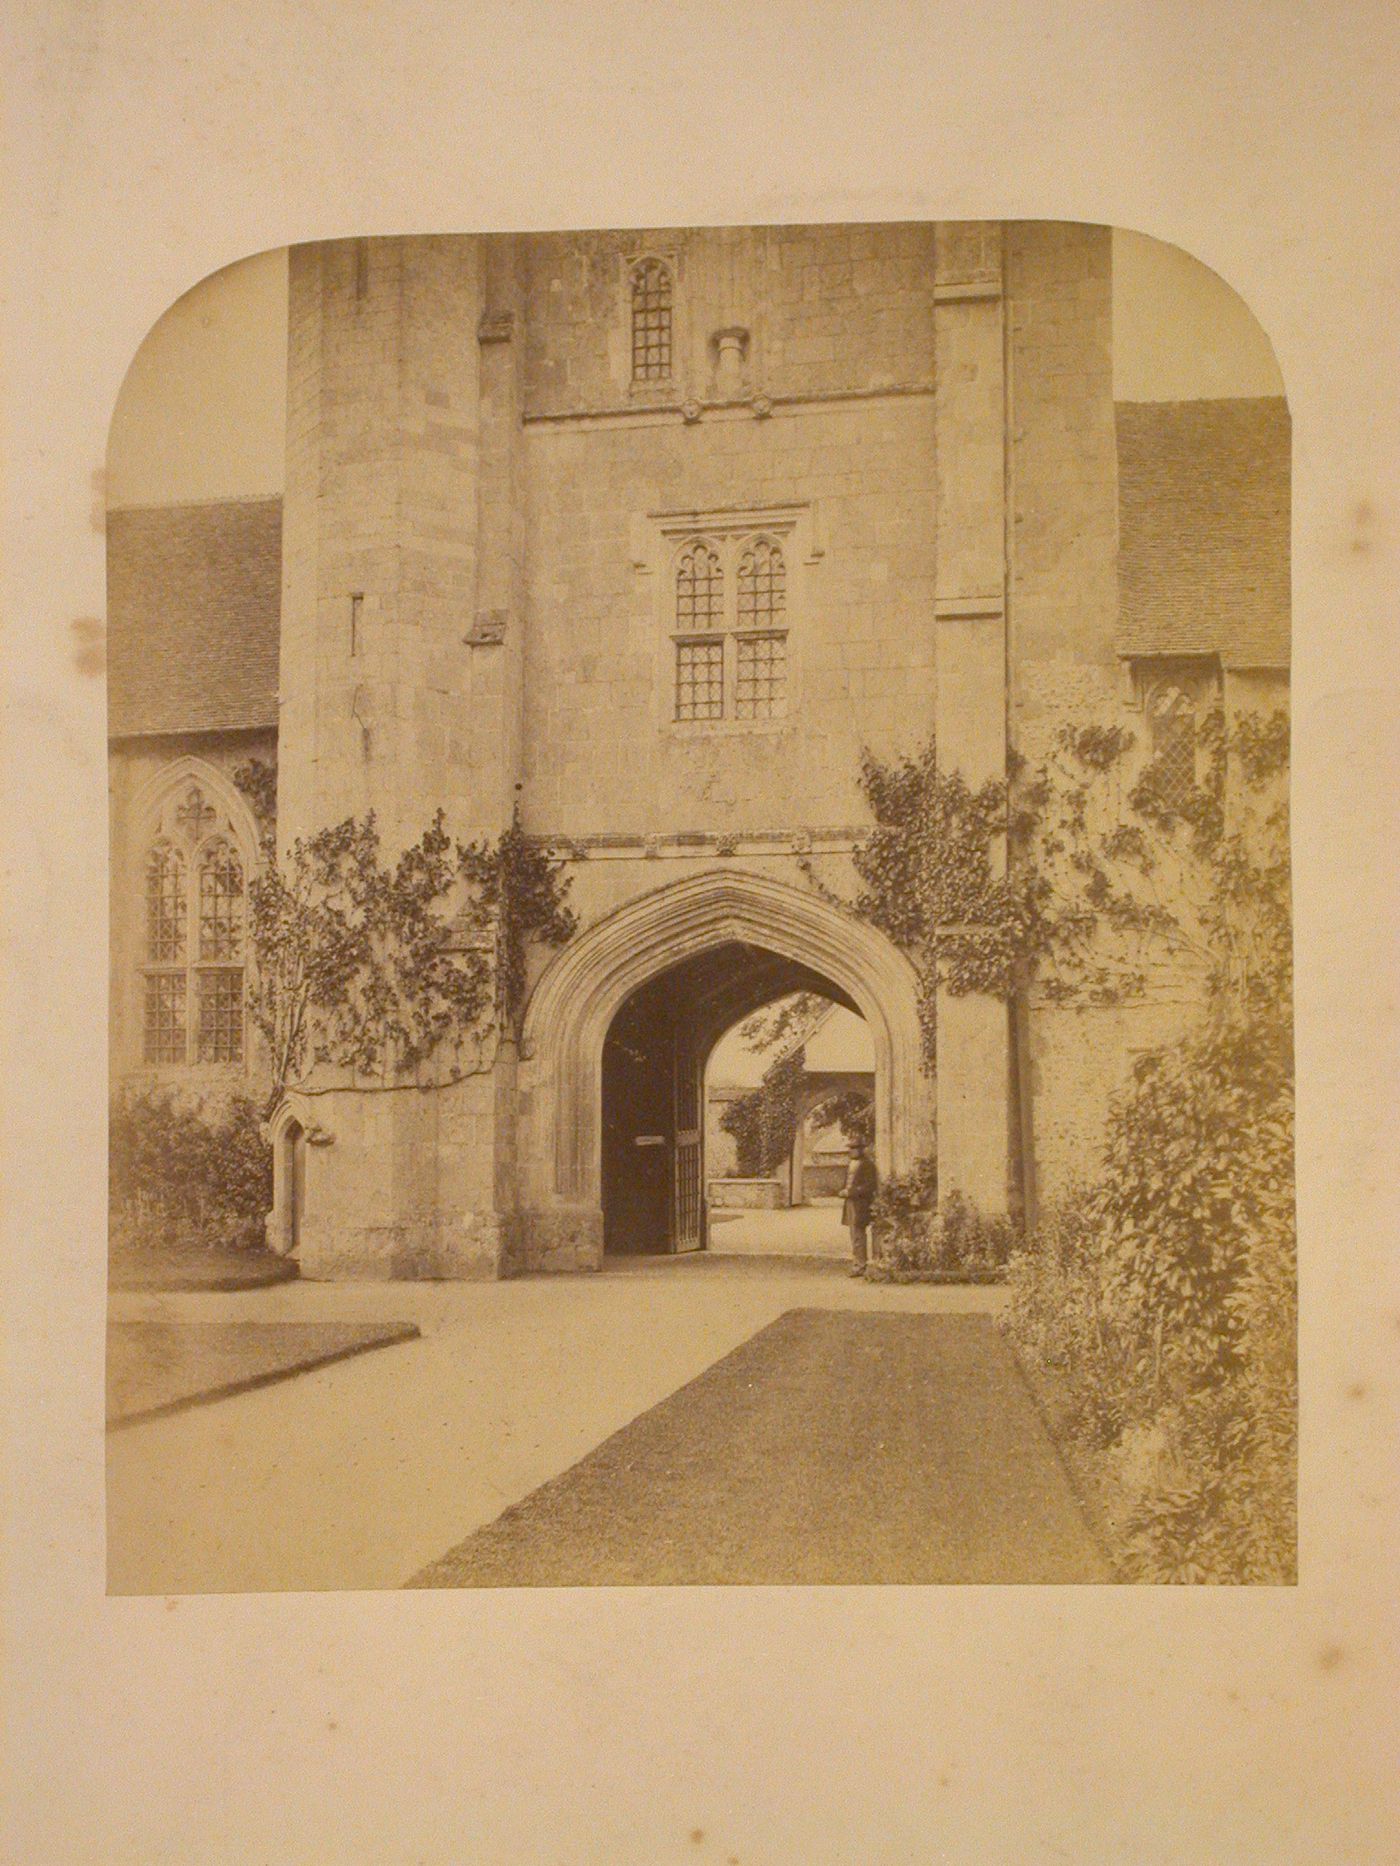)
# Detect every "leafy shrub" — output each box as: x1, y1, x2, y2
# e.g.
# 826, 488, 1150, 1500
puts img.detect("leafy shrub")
109, 1088, 273, 1253
938, 1190, 1021, 1274
870, 1155, 938, 1268
869, 1166, 1017, 1280
1003, 1191, 1140, 1449
1002, 1007, 1296, 1583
